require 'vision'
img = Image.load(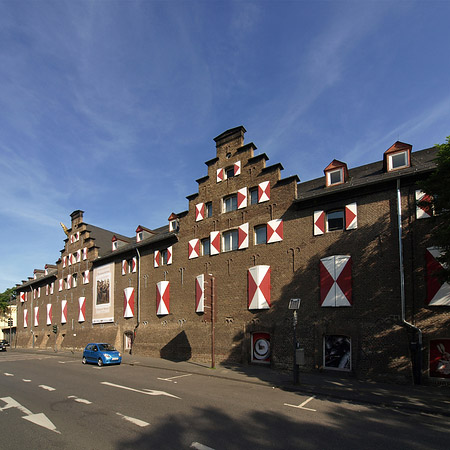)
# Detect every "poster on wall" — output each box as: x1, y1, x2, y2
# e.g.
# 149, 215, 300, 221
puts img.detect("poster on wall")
251, 332, 271, 364
324, 335, 351, 371
92, 263, 115, 324
430, 339, 450, 378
